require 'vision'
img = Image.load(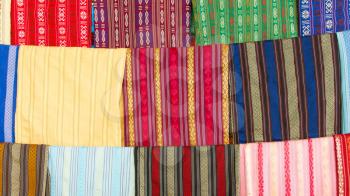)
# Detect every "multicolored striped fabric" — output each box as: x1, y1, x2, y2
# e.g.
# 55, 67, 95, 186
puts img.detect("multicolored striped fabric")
11, 0, 92, 47
0, 143, 49, 196
239, 137, 337, 195
0, 0, 11, 44
135, 145, 239, 196
337, 31, 350, 134
191, 0, 298, 45
230, 33, 341, 143
123, 45, 230, 147
0, 45, 18, 143
49, 147, 135, 196
300, 0, 350, 36
334, 134, 350, 196
94, 0, 192, 48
